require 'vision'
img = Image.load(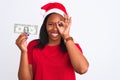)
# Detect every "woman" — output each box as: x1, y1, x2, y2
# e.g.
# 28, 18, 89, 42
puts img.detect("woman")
16, 2, 89, 80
